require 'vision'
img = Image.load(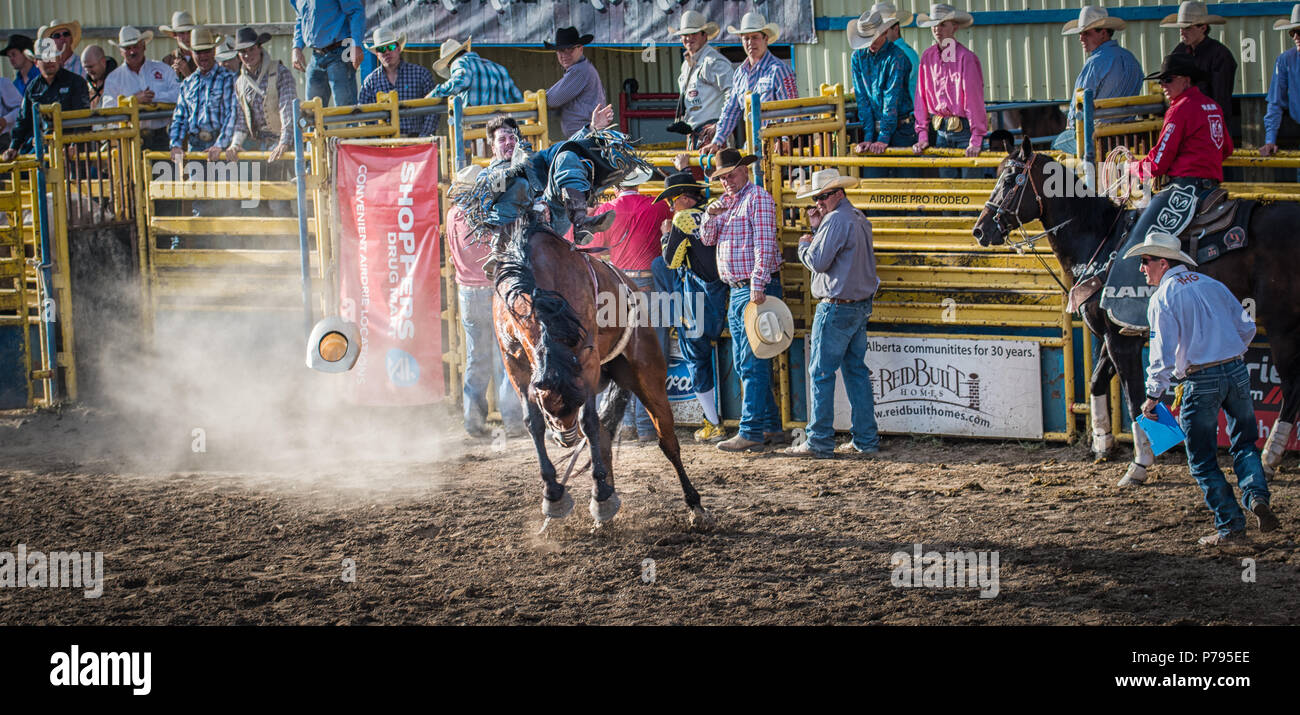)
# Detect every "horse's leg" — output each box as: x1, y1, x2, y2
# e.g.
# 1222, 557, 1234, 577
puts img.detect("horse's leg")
582, 391, 620, 524
1261, 337, 1300, 477
509, 356, 573, 519
1112, 330, 1155, 487
1088, 346, 1117, 462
